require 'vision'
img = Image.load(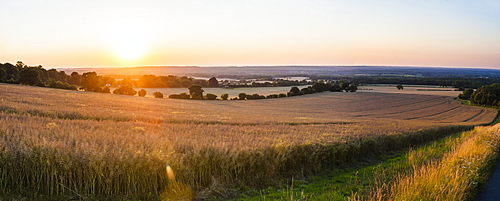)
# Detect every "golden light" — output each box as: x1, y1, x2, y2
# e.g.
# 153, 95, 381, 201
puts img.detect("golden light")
108, 20, 149, 61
